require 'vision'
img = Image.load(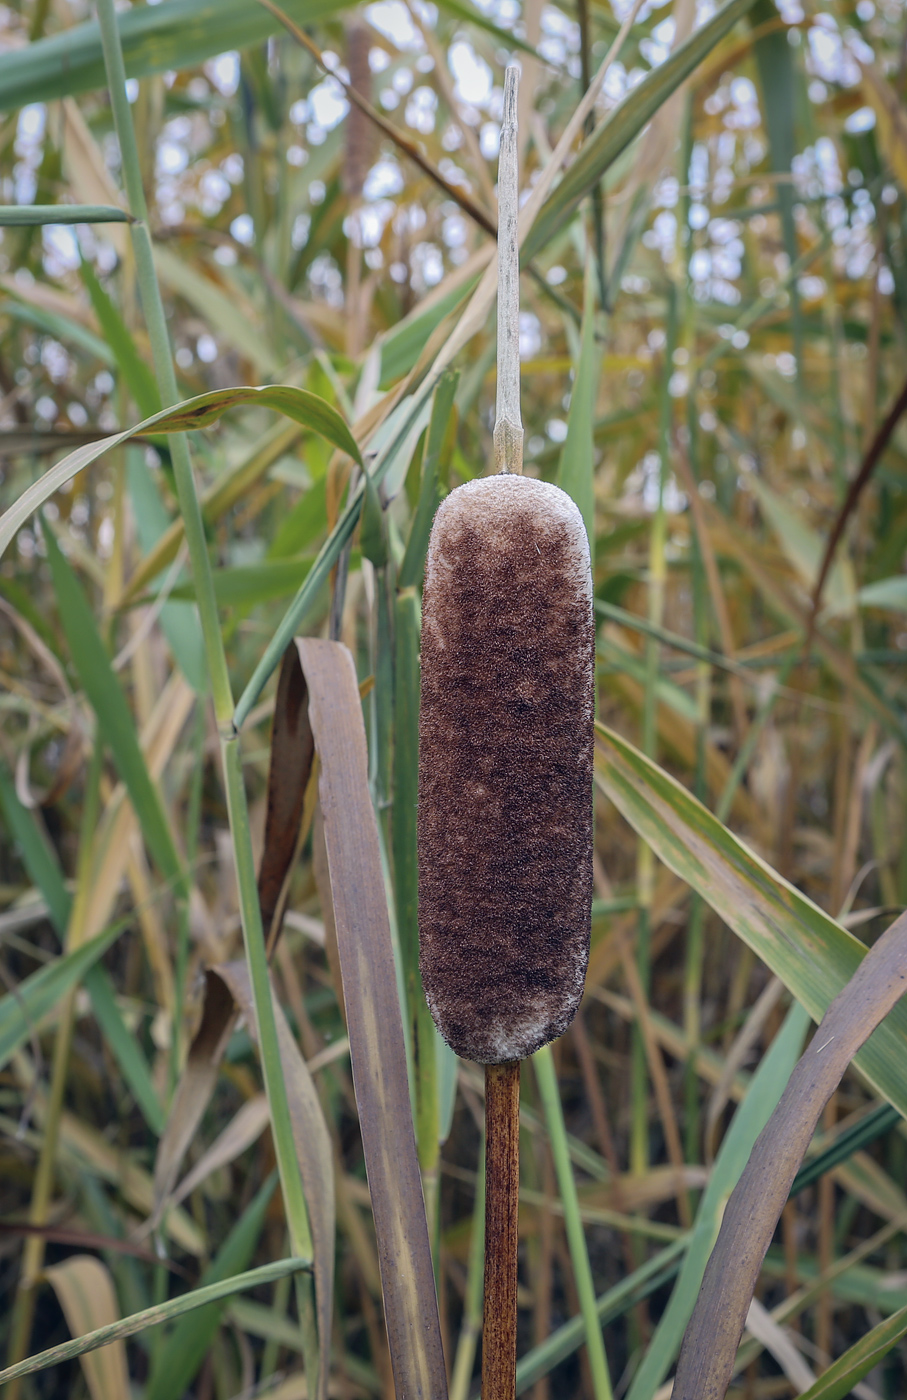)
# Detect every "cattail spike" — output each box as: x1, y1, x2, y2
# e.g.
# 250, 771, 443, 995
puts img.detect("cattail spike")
494, 65, 523, 476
